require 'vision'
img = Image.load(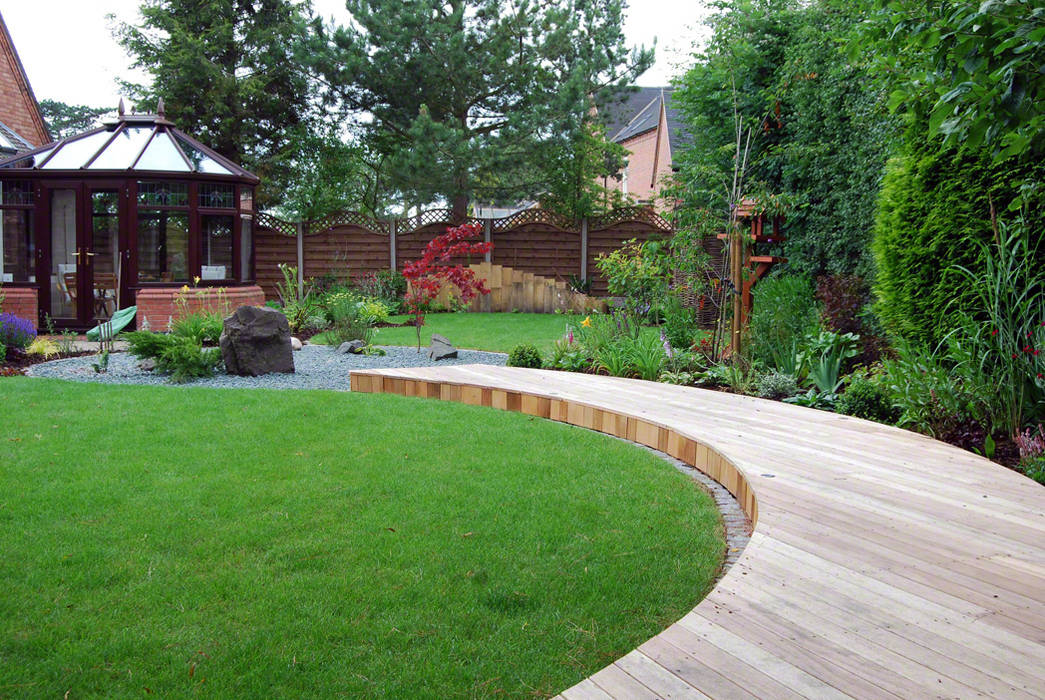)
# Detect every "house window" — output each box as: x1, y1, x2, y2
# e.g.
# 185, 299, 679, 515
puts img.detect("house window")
0, 180, 35, 283
137, 180, 189, 283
